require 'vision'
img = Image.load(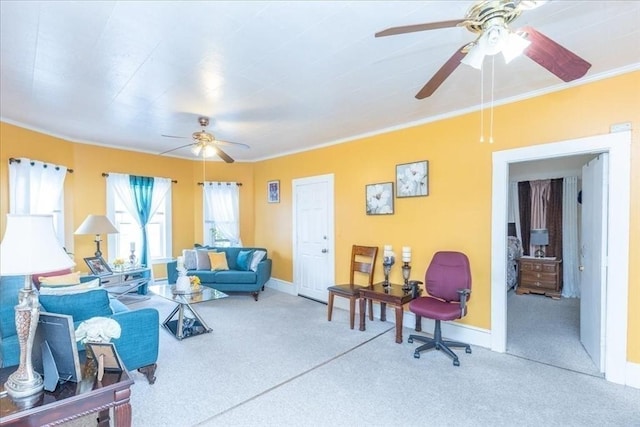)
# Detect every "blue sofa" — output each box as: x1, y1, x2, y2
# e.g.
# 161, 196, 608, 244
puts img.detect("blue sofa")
0, 275, 159, 384
166, 246, 272, 301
